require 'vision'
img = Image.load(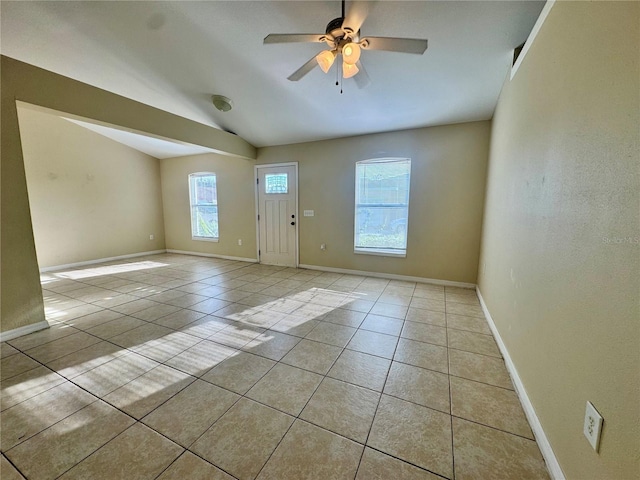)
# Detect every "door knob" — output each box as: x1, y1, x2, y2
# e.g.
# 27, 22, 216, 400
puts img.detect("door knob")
290, 222, 295, 226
